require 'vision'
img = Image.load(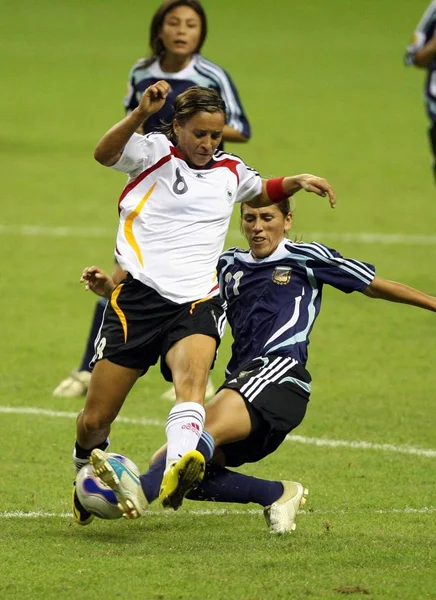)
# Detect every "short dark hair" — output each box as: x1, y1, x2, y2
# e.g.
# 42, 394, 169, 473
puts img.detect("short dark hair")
240, 198, 291, 218
150, 0, 207, 56
161, 86, 226, 143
